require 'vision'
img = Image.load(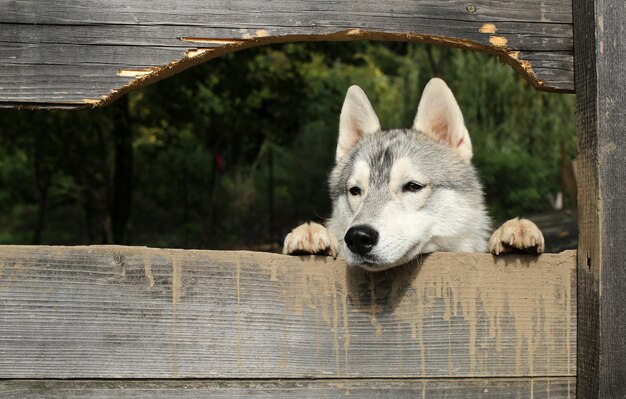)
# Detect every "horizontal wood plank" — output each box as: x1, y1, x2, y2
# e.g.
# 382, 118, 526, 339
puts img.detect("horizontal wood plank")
0, 378, 576, 398
0, 0, 573, 108
0, 246, 576, 379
